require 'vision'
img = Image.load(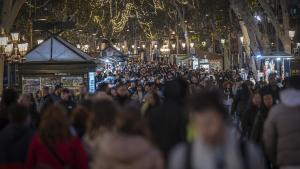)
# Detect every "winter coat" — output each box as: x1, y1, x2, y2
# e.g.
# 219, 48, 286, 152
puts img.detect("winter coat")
91, 132, 163, 169
147, 100, 187, 159
241, 104, 260, 138
232, 86, 251, 115
0, 124, 34, 165
169, 127, 267, 169
26, 134, 88, 169
263, 89, 300, 167
146, 79, 188, 160
251, 107, 270, 145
